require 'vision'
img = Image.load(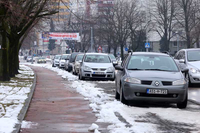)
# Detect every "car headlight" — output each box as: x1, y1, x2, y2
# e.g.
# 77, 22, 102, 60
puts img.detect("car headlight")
190, 68, 199, 74
107, 67, 114, 72
173, 79, 186, 85
84, 66, 91, 71
124, 77, 141, 84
